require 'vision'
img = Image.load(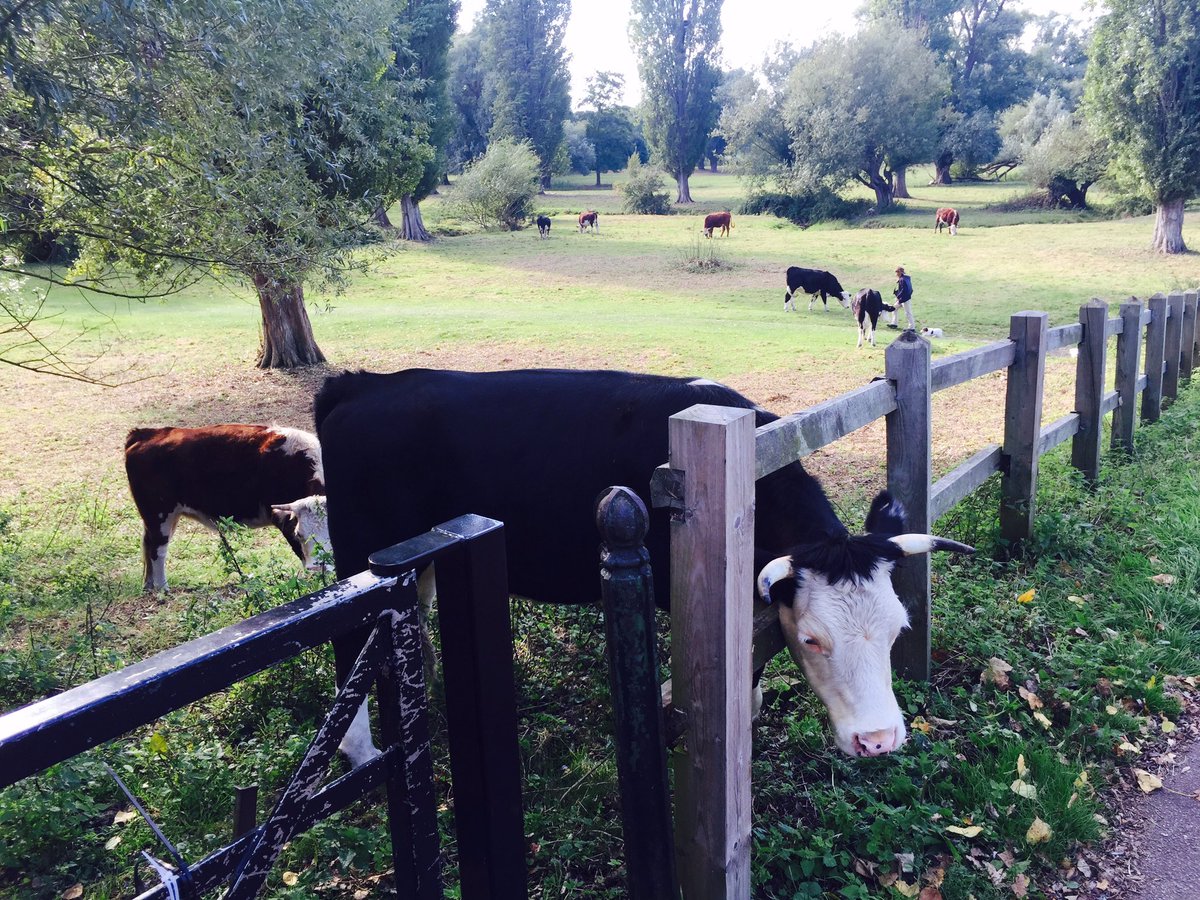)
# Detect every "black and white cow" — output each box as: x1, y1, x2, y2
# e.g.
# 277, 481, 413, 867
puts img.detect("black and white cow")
852, 289, 895, 348
784, 266, 852, 312
315, 369, 973, 763
536, 215, 551, 238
